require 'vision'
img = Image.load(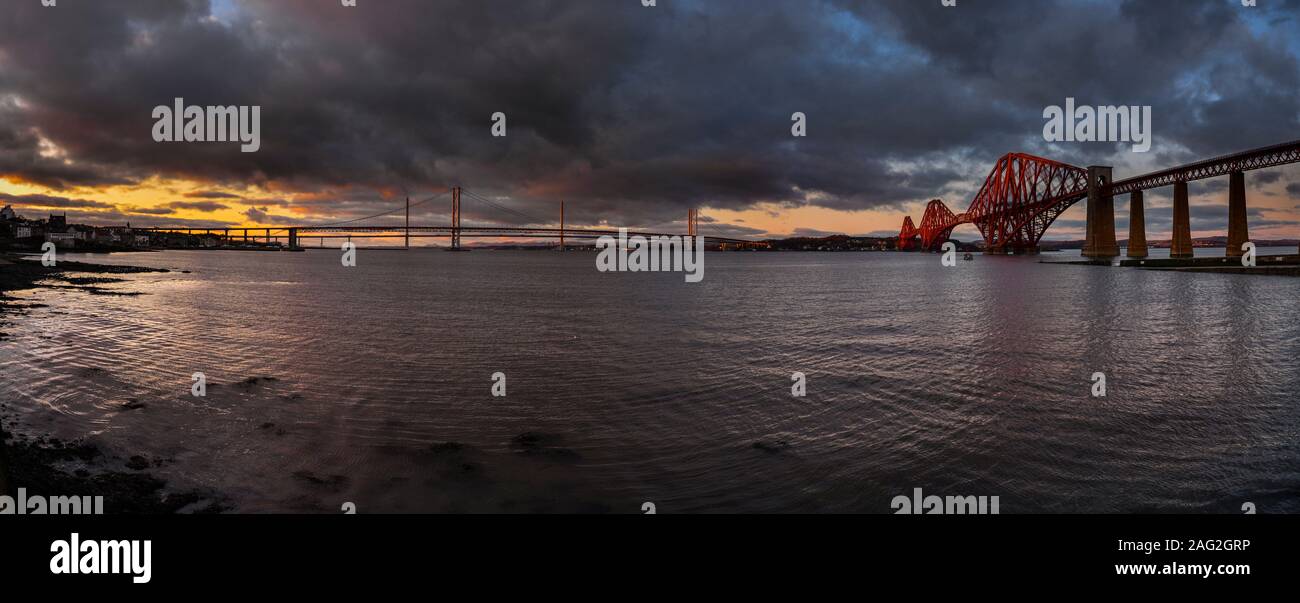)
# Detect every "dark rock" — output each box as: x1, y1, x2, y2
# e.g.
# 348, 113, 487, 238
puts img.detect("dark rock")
510, 432, 581, 462
532, 447, 582, 462
429, 441, 466, 454
752, 440, 792, 454
511, 432, 553, 449
117, 398, 147, 411
236, 376, 279, 388
291, 470, 348, 491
